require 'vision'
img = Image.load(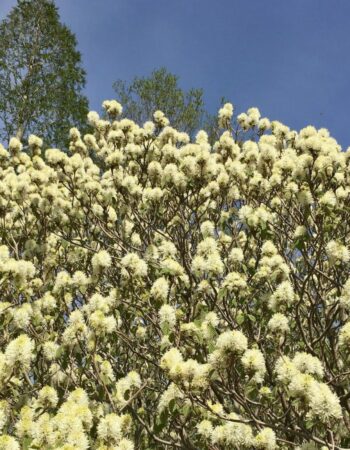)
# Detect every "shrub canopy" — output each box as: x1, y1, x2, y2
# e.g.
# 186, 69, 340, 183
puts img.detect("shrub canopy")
0, 101, 349, 449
